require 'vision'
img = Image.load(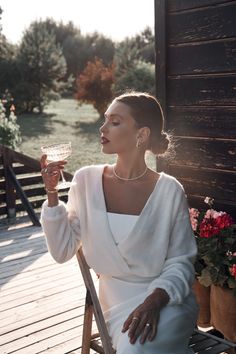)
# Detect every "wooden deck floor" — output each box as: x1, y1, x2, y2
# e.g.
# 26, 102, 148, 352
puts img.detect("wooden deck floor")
0, 220, 98, 354
1, 221, 235, 354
